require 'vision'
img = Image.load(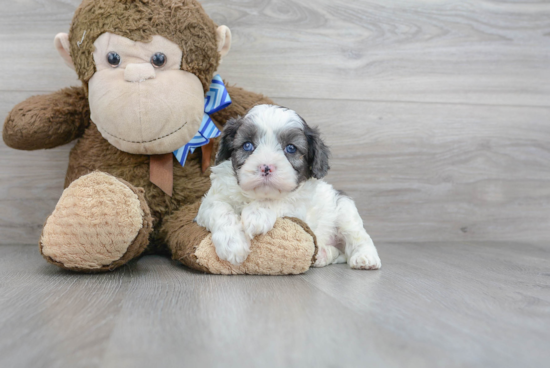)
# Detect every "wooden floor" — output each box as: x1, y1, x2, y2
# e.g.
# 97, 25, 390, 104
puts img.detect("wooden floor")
0, 243, 548, 368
